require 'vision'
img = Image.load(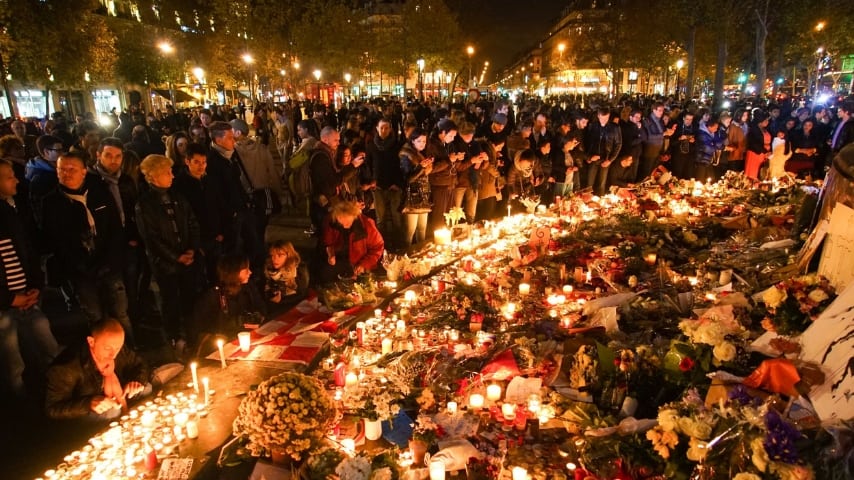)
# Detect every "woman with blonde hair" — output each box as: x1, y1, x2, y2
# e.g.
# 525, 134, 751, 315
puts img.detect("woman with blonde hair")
318, 200, 384, 283
165, 132, 190, 174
